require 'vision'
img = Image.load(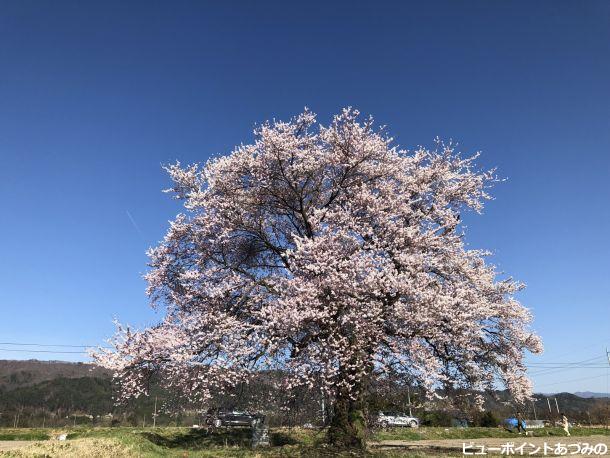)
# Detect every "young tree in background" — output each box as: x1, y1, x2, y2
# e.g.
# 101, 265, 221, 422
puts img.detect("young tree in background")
94, 109, 542, 448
